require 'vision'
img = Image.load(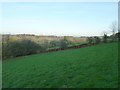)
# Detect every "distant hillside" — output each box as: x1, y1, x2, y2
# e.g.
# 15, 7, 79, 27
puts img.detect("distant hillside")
2, 34, 88, 44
